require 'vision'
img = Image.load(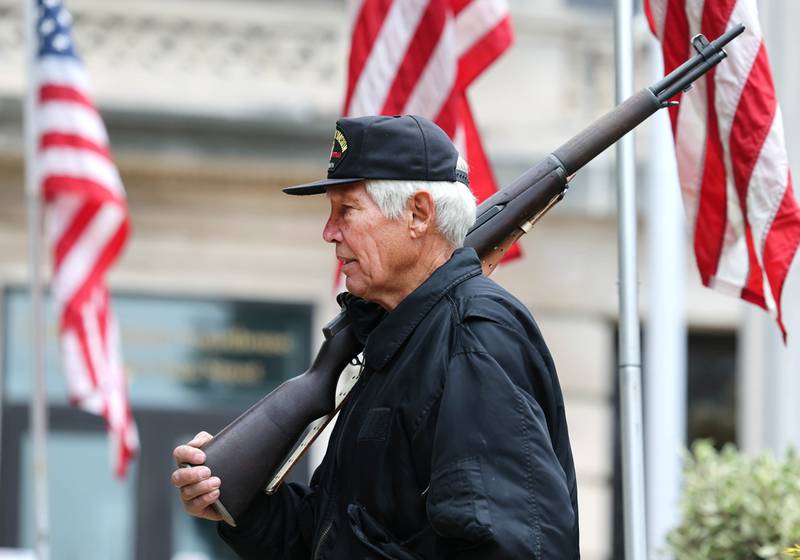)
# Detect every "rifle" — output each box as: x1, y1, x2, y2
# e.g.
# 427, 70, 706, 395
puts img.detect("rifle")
198, 24, 745, 527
